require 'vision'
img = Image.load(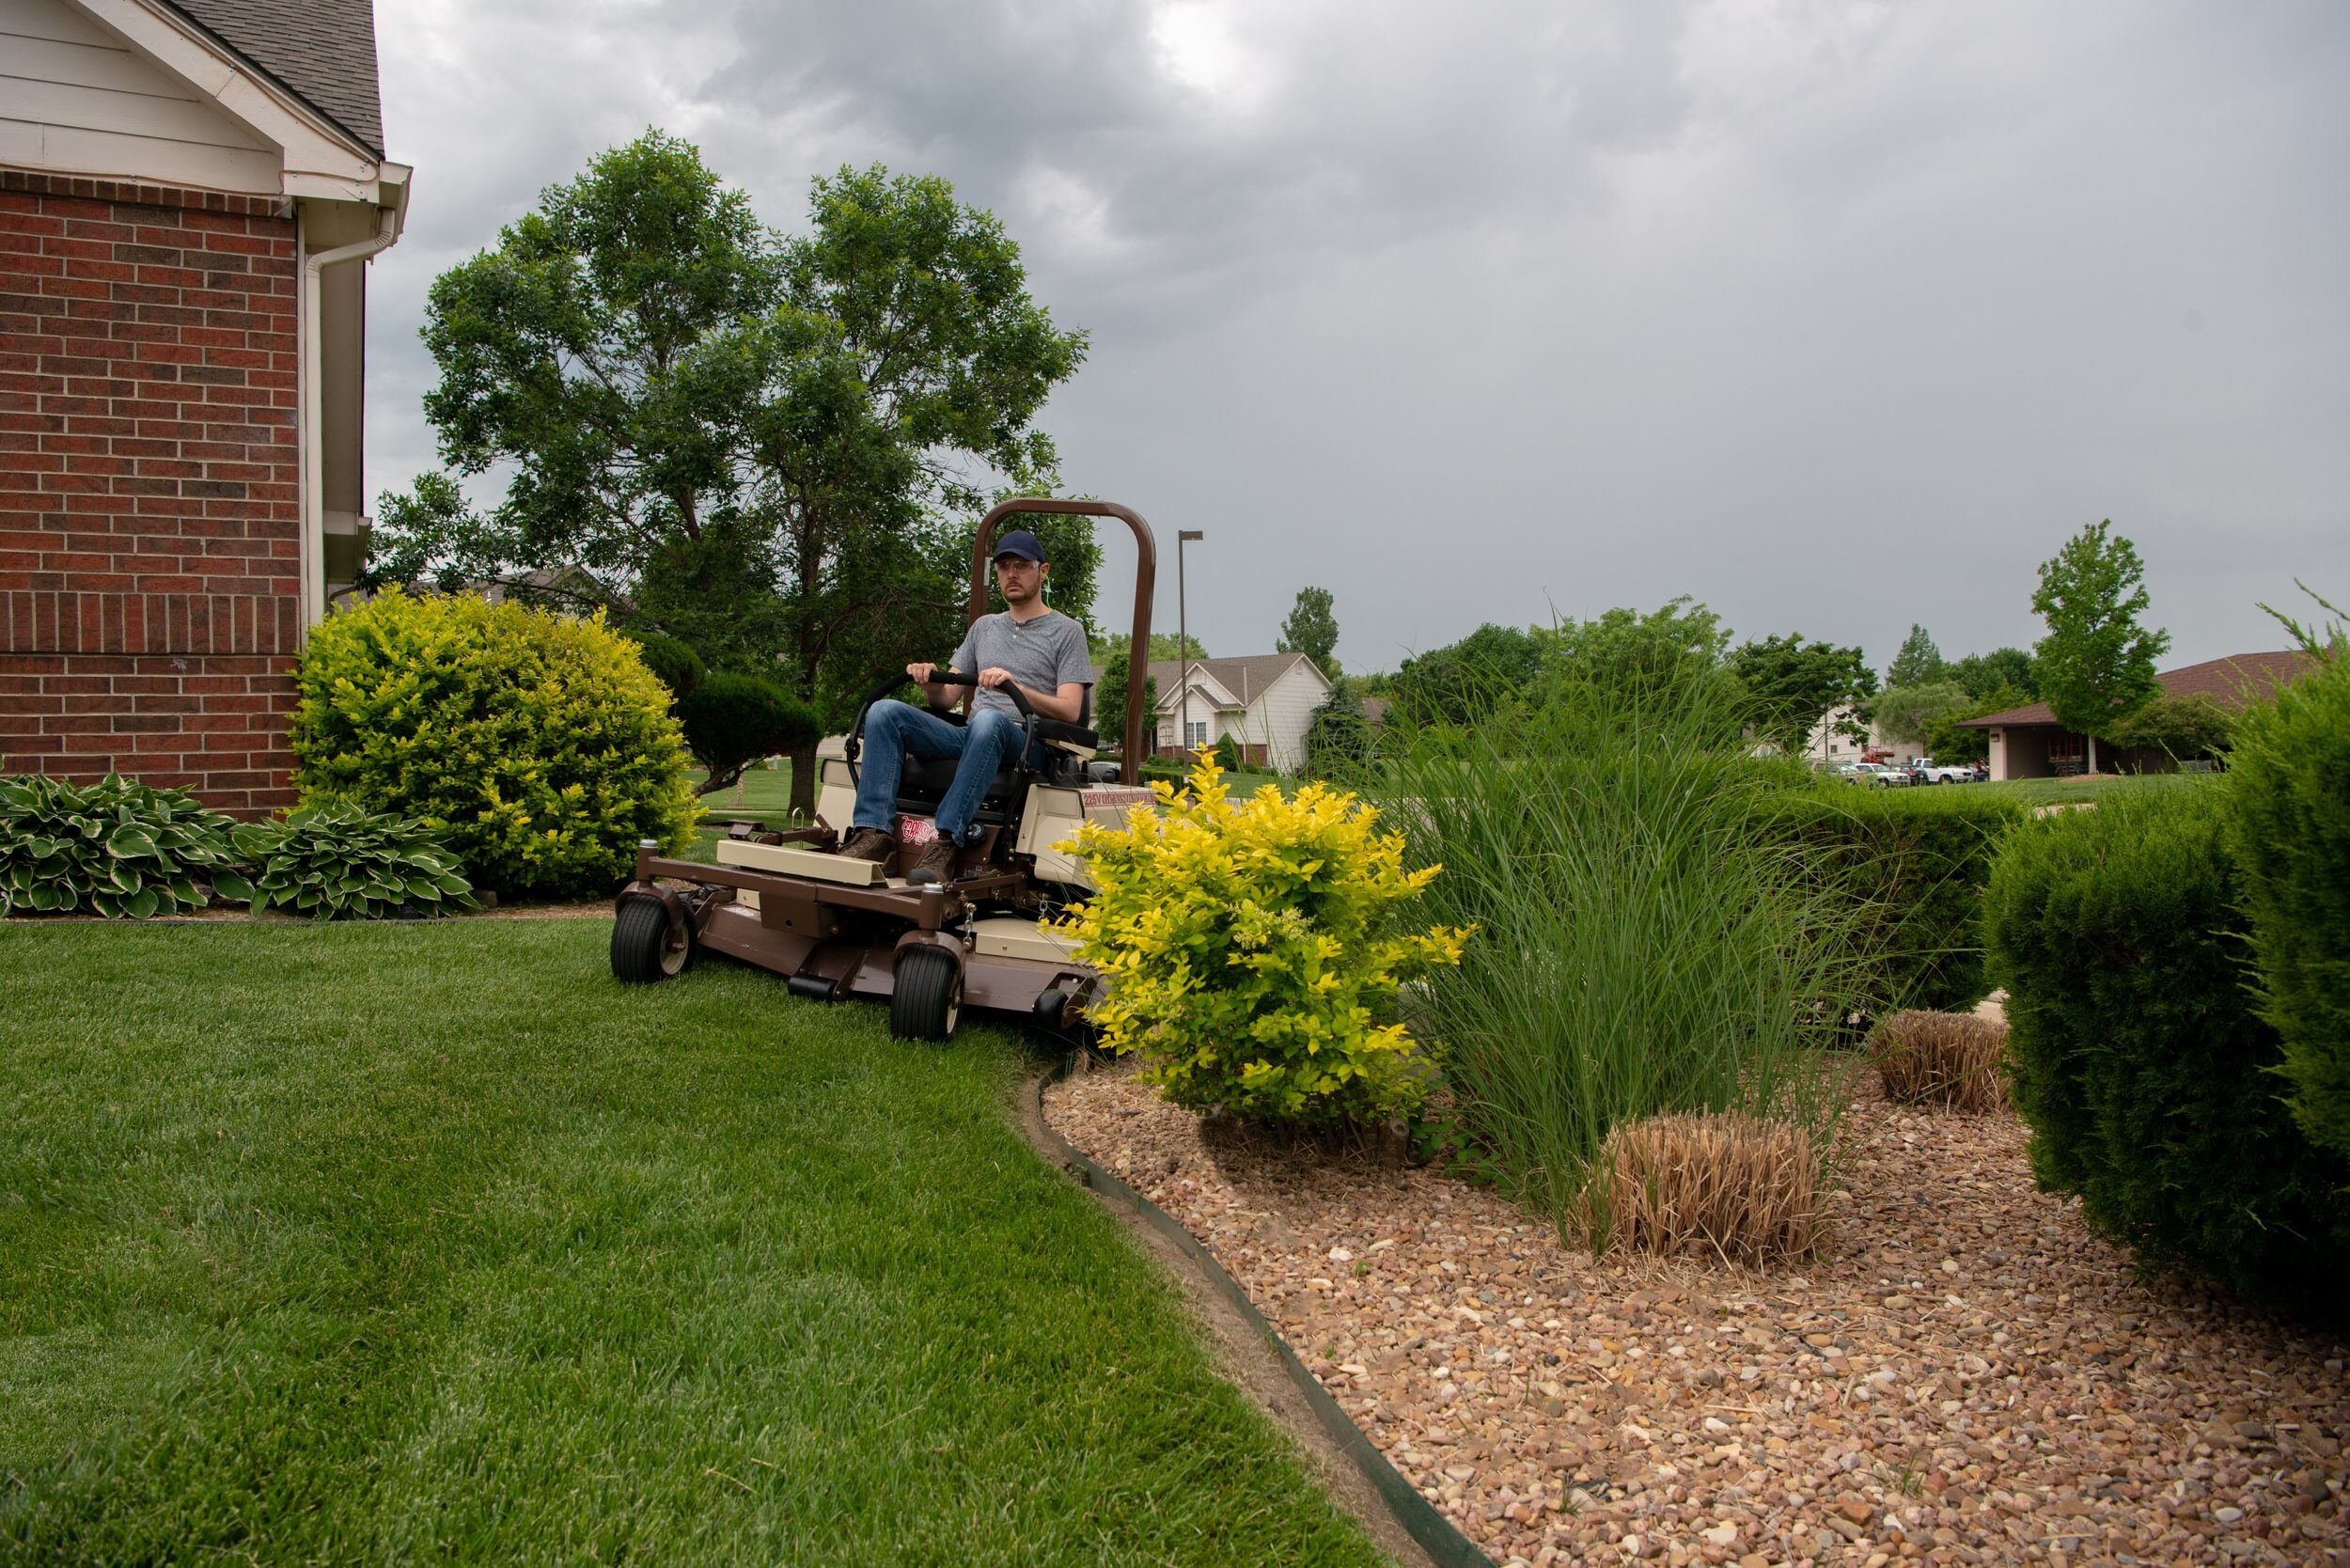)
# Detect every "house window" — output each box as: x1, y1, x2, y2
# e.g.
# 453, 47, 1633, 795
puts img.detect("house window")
1185, 720, 1209, 749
